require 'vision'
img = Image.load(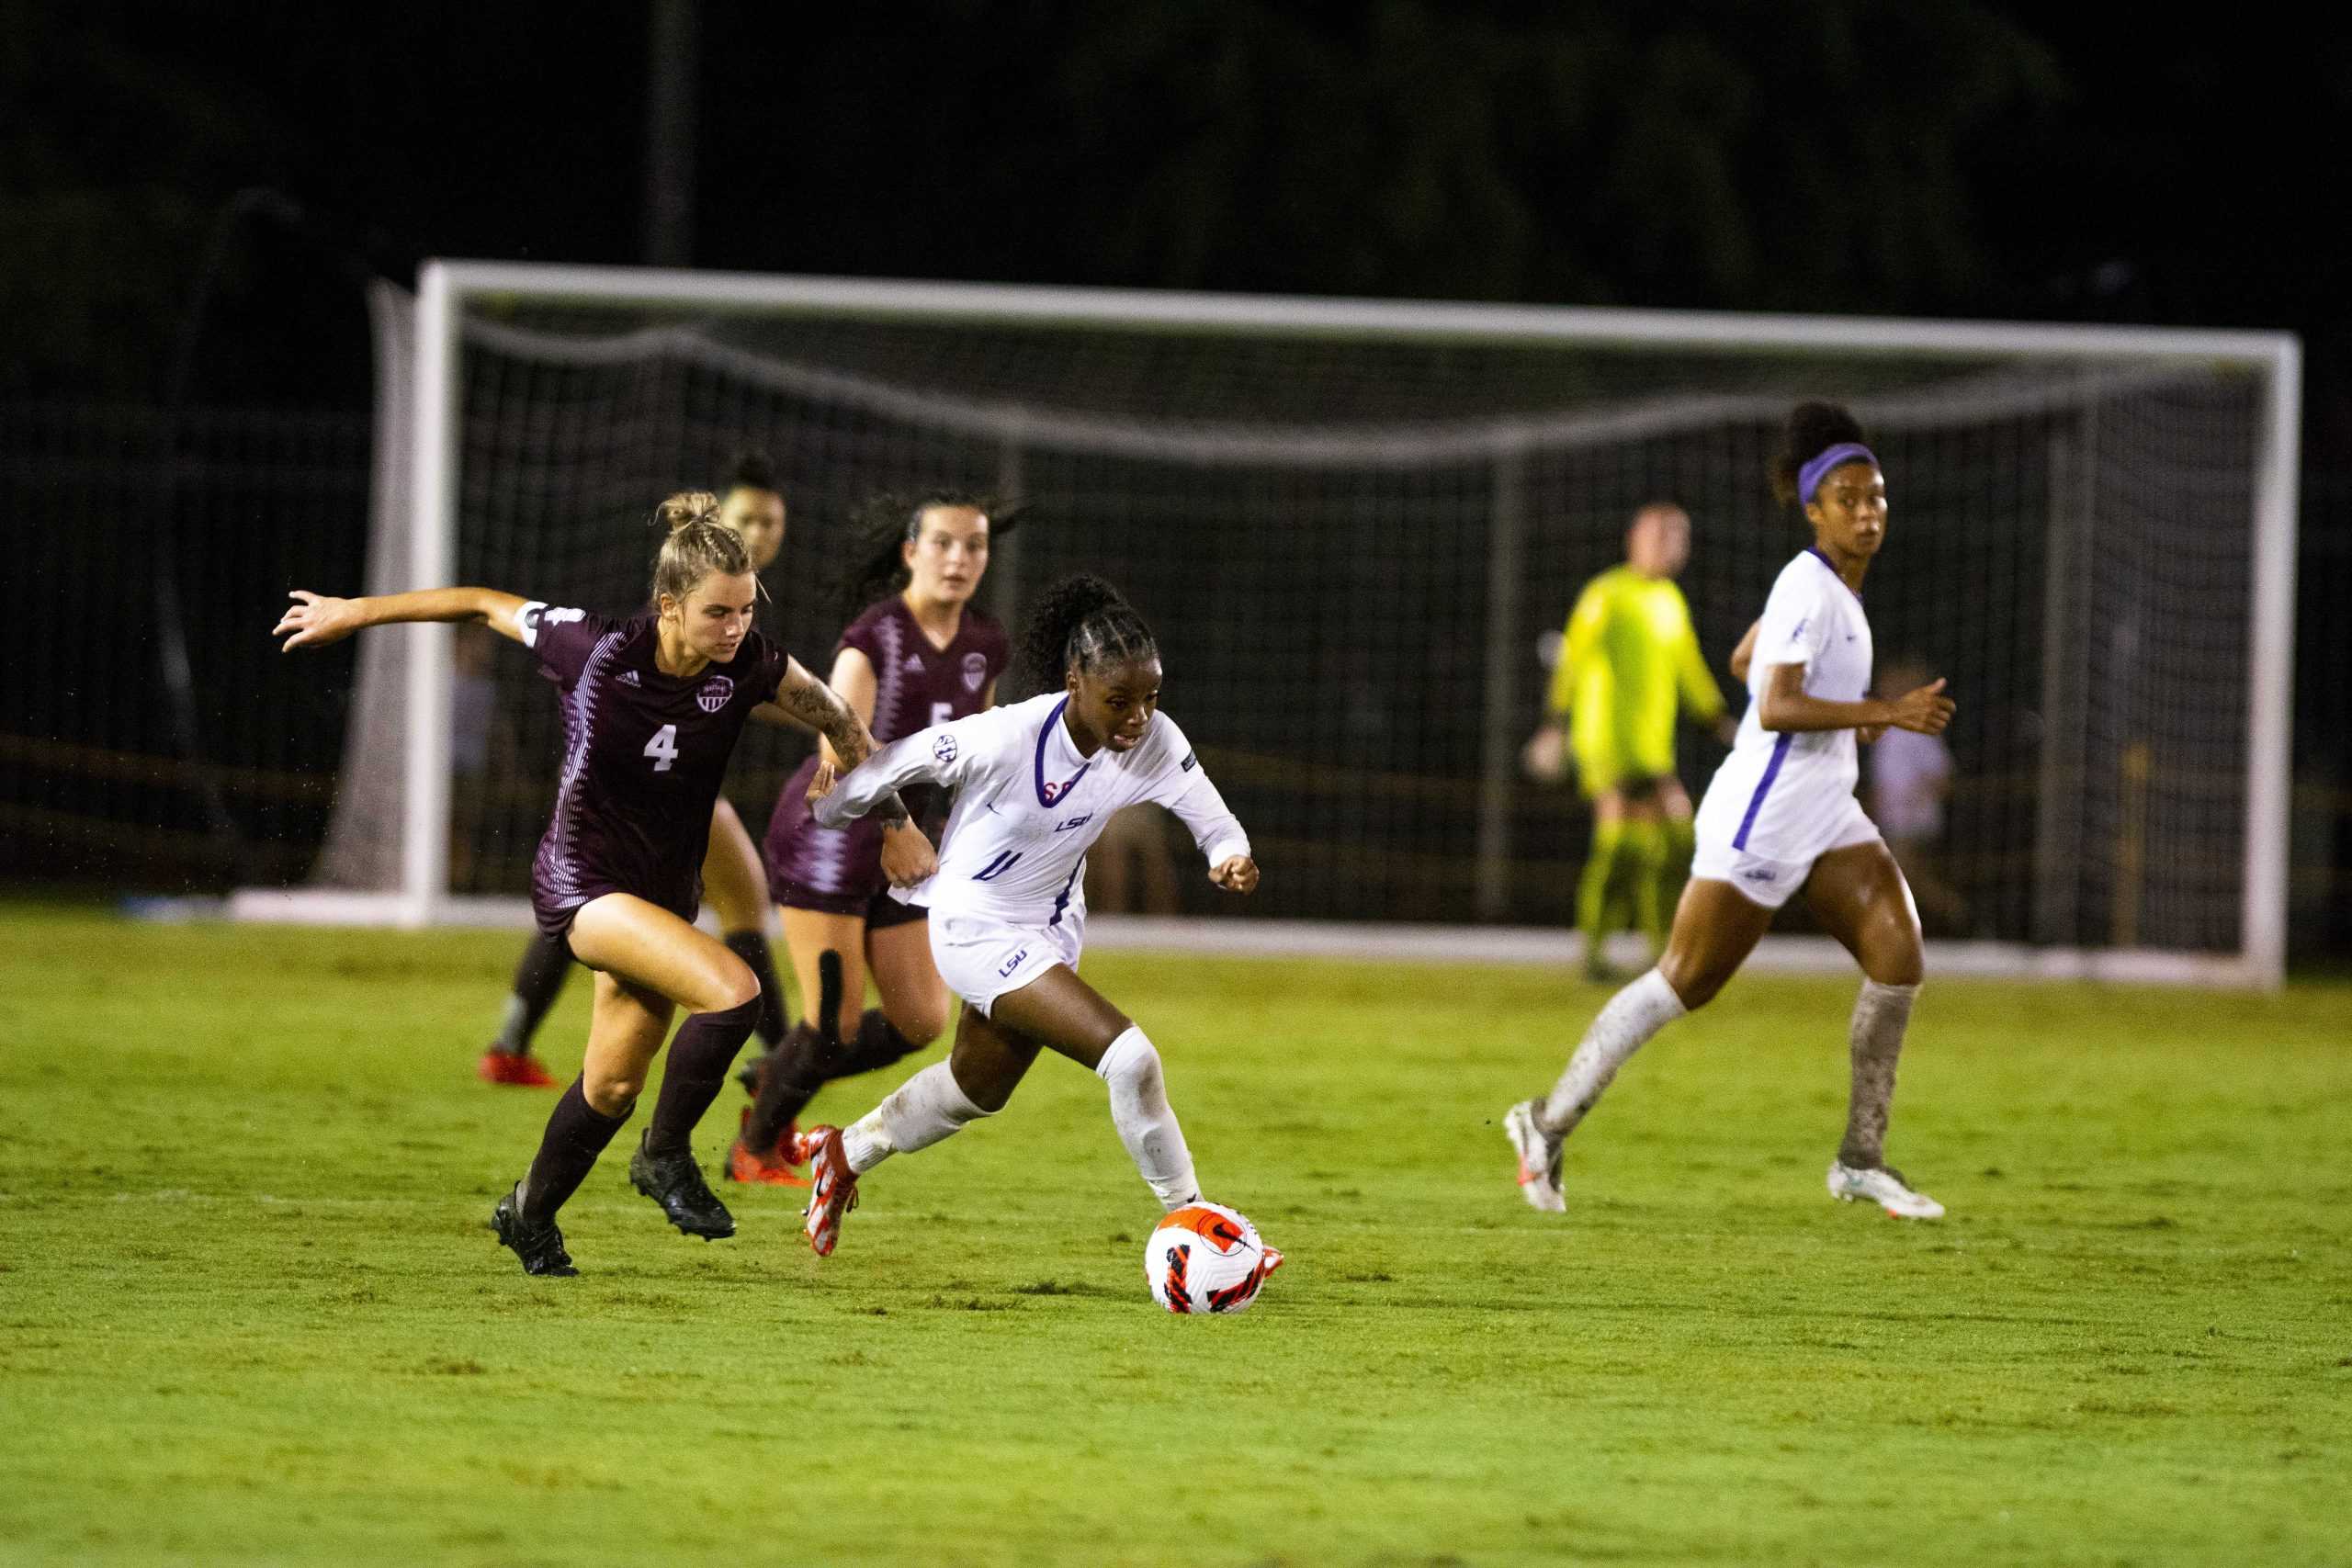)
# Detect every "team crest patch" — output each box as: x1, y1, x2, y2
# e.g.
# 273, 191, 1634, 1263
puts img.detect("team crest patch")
933, 734, 959, 763
696, 674, 734, 713
962, 651, 989, 693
